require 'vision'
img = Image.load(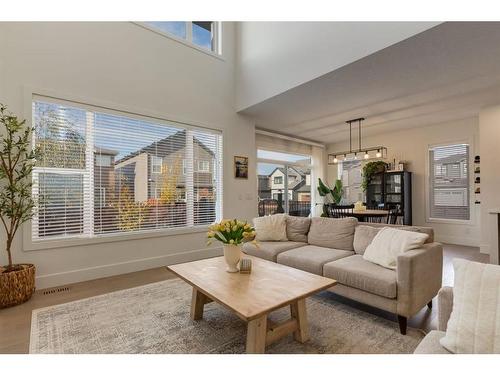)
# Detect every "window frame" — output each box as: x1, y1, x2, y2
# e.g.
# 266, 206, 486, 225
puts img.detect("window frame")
24, 92, 223, 251
273, 176, 283, 184
95, 154, 112, 167
97, 187, 106, 208
197, 159, 210, 173
425, 140, 474, 225
151, 155, 163, 174
134, 22, 223, 59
